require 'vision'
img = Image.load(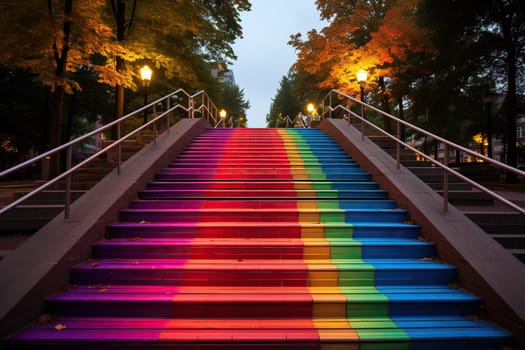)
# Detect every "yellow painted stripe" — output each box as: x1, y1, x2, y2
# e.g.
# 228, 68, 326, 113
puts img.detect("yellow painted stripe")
280, 129, 360, 343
